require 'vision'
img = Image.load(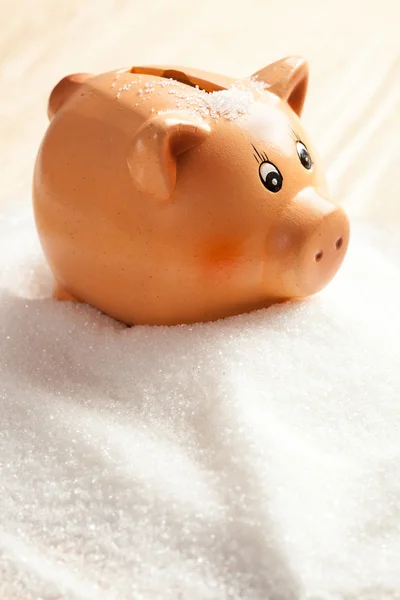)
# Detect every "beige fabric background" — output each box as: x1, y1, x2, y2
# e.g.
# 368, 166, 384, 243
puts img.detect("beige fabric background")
1, 0, 399, 230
